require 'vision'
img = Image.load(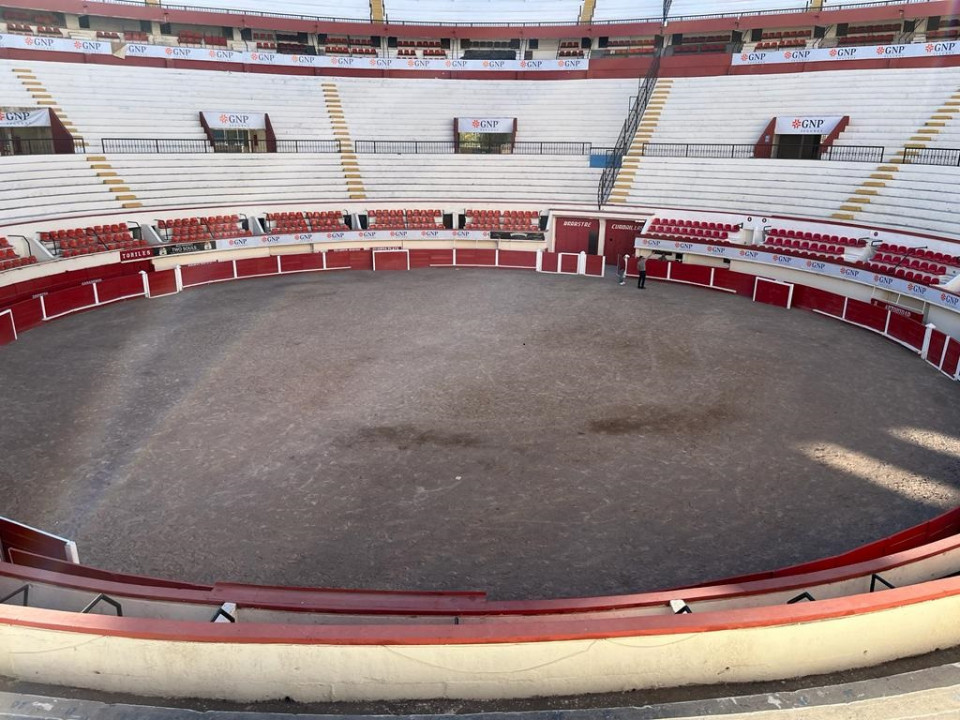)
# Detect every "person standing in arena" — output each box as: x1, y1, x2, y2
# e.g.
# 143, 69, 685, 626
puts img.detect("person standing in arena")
618, 254, 628, 285
637, 255, 647, 289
